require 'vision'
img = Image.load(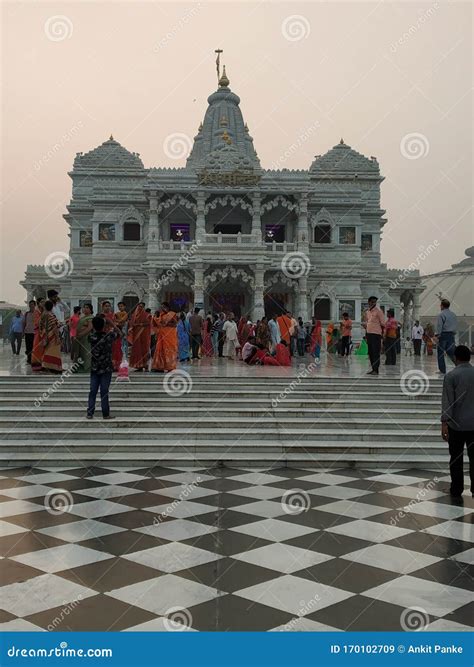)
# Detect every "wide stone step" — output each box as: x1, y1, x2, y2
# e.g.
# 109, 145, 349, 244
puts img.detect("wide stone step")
3, 407, 439, 419
0, 427, 440, 441
0, 439, 445, 453
0, 450, 447, 469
